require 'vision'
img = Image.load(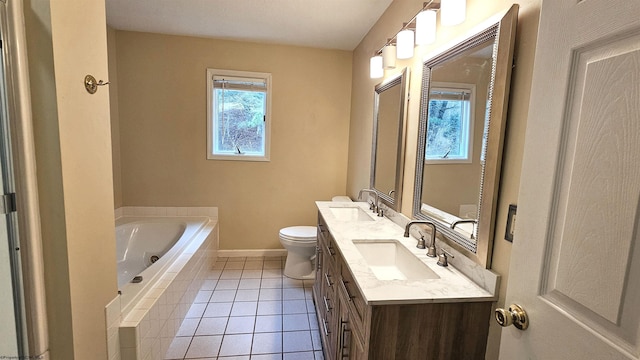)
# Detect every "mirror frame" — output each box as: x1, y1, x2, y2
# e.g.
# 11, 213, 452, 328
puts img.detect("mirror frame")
371, 67, 410, 211
412, 5, 518, 268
